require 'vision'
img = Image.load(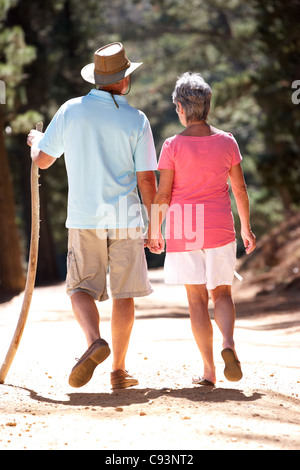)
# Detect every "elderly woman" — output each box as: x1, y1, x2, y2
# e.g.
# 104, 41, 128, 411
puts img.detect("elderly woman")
148, 72, 256, 386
